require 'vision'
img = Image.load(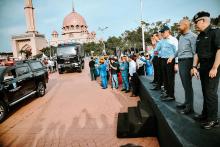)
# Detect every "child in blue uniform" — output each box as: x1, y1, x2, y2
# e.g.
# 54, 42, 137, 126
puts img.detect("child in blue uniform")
99, 58, 108, 89
140, 54, 153, 76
